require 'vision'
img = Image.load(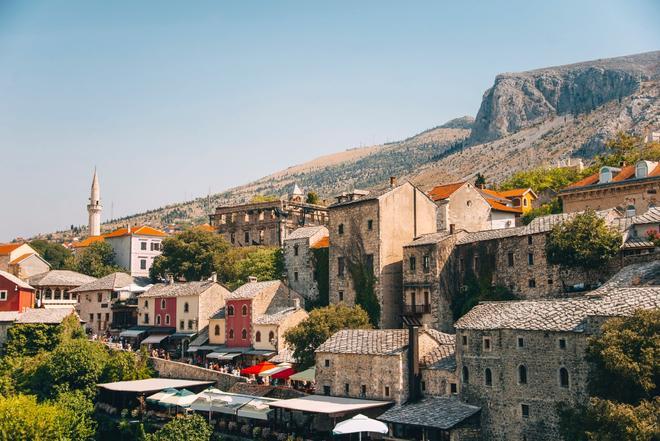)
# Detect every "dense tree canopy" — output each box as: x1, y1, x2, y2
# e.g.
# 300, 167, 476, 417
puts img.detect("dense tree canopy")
499, 165, 586, 194
590, 132, 660, 169
74, 241, 127, 278
146, 415, 212, 441
306, 191, 321, 204
5, 313, 85, 357
29, 239, 73, 270
284, 304, 372, 369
